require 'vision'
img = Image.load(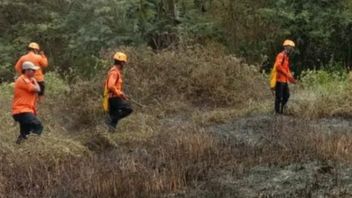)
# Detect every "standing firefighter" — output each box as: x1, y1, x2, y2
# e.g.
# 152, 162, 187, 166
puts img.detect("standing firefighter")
15, 42, 48, 97
103, 52, 133, 131
270, 40, 297, 114
12, 61, 43, 144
